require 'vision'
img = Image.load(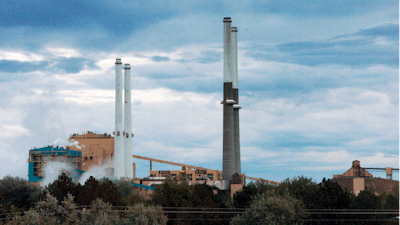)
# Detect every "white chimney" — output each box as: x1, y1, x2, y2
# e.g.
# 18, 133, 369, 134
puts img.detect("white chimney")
114, 59, 124, 179
124, 64, 134, 179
